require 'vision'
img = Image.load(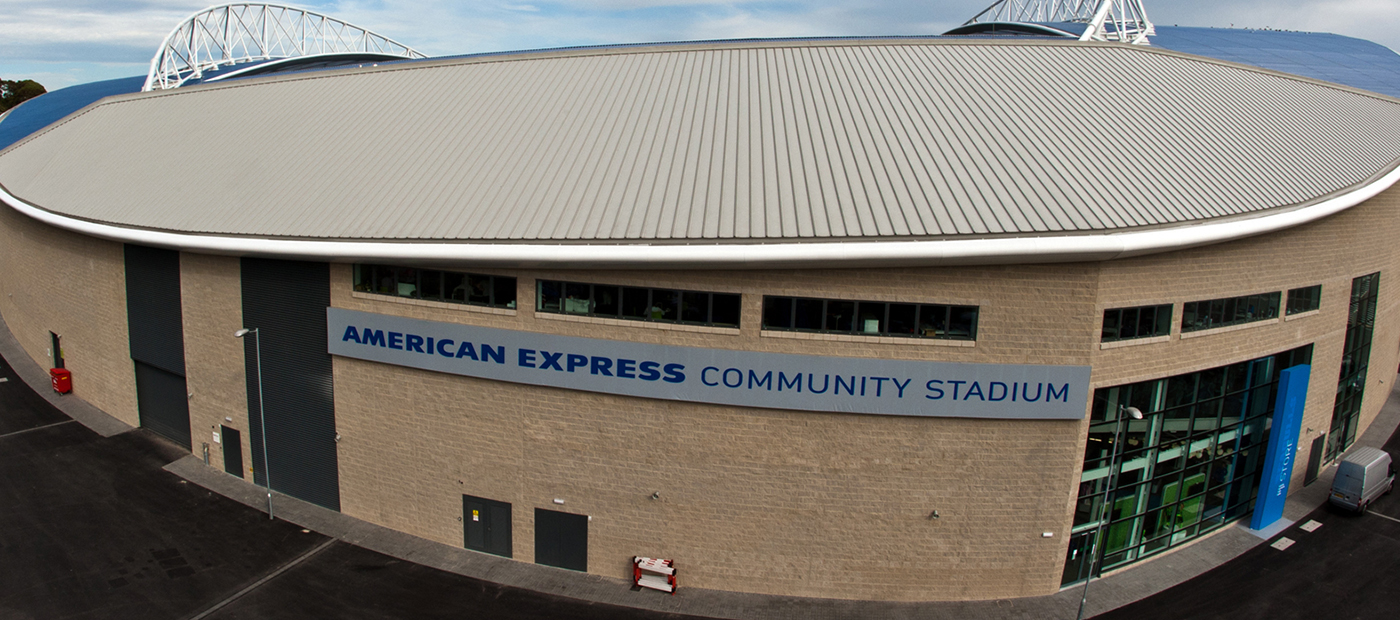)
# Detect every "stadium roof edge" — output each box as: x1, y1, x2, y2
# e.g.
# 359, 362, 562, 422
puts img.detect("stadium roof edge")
3, 158, 1399, 268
